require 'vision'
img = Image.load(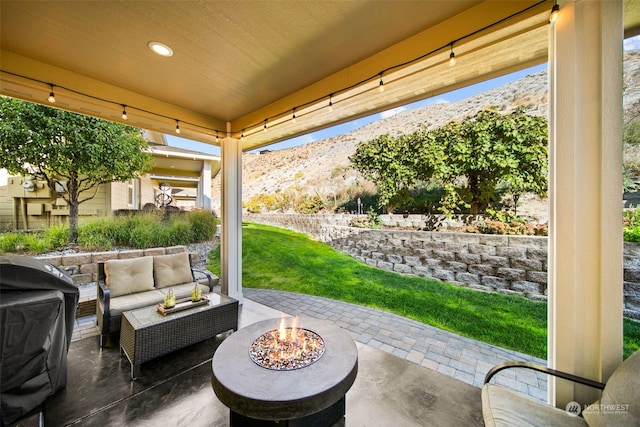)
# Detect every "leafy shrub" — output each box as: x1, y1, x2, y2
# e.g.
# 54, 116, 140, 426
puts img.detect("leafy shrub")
22, 234, 48, 253
76, 210, 218, 250
127, 220, 163, 248
43, 224, 69, 250
244, 192, 295, 213
187, 210, 218, 241
0, 233, 21, 253
166, 220, 193, 246
468, 219, 548, 236
624, 209, 640, 242
348, 208, 382, 229
459, 208, 548, 236
294, 195, 325, 214
77, 218, 118, 250
243, 198, 263, 213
